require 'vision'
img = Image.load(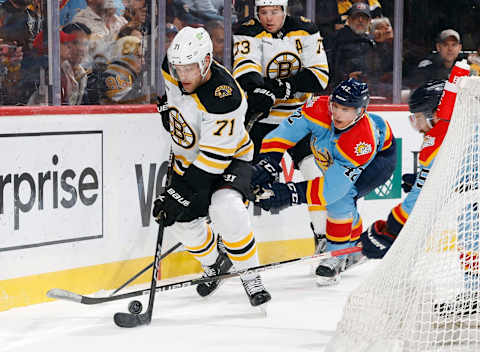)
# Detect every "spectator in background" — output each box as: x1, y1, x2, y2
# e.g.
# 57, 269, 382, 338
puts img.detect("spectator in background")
0, 38, 23, 104
101, 35, 147, 104
117, 24, 143, 39
204, 20, 224, 64
407, 29, 464, 88
0, 0, 42, 104
0, 0, 42, 55
123, 0, 147, 32
176, 0, 223, 24
27, 30, 77, 105
62, 22, 91, 105
315, 0, 341, 37
338, 0, 382, 25
165, 23, 178, 50
324, 2, 375, 90
365, 17, 394, 100
468, 39, 480, 76
73, 0, 127, 50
